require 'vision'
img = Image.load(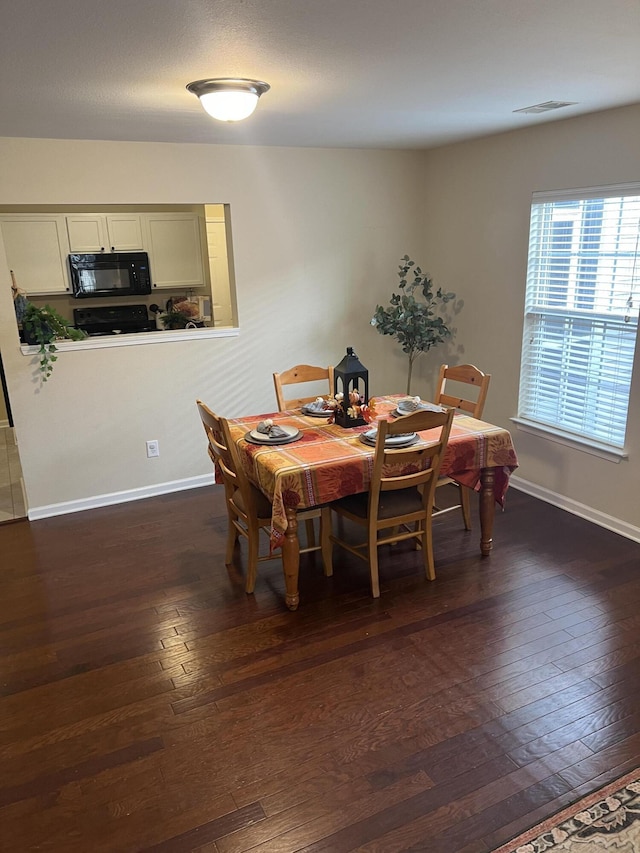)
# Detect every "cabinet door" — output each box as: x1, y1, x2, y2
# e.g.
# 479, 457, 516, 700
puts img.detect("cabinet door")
66, 214, 144, 252
0, 216, 70, 294
105, 215, 143, 251
143, 214, 205, 288
66, 215, 108, 252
